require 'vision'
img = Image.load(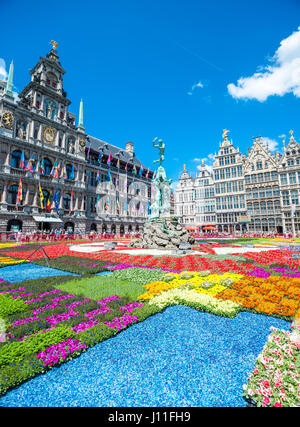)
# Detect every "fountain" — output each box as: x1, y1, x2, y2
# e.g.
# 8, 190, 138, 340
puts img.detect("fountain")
129, 138, 195, 251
